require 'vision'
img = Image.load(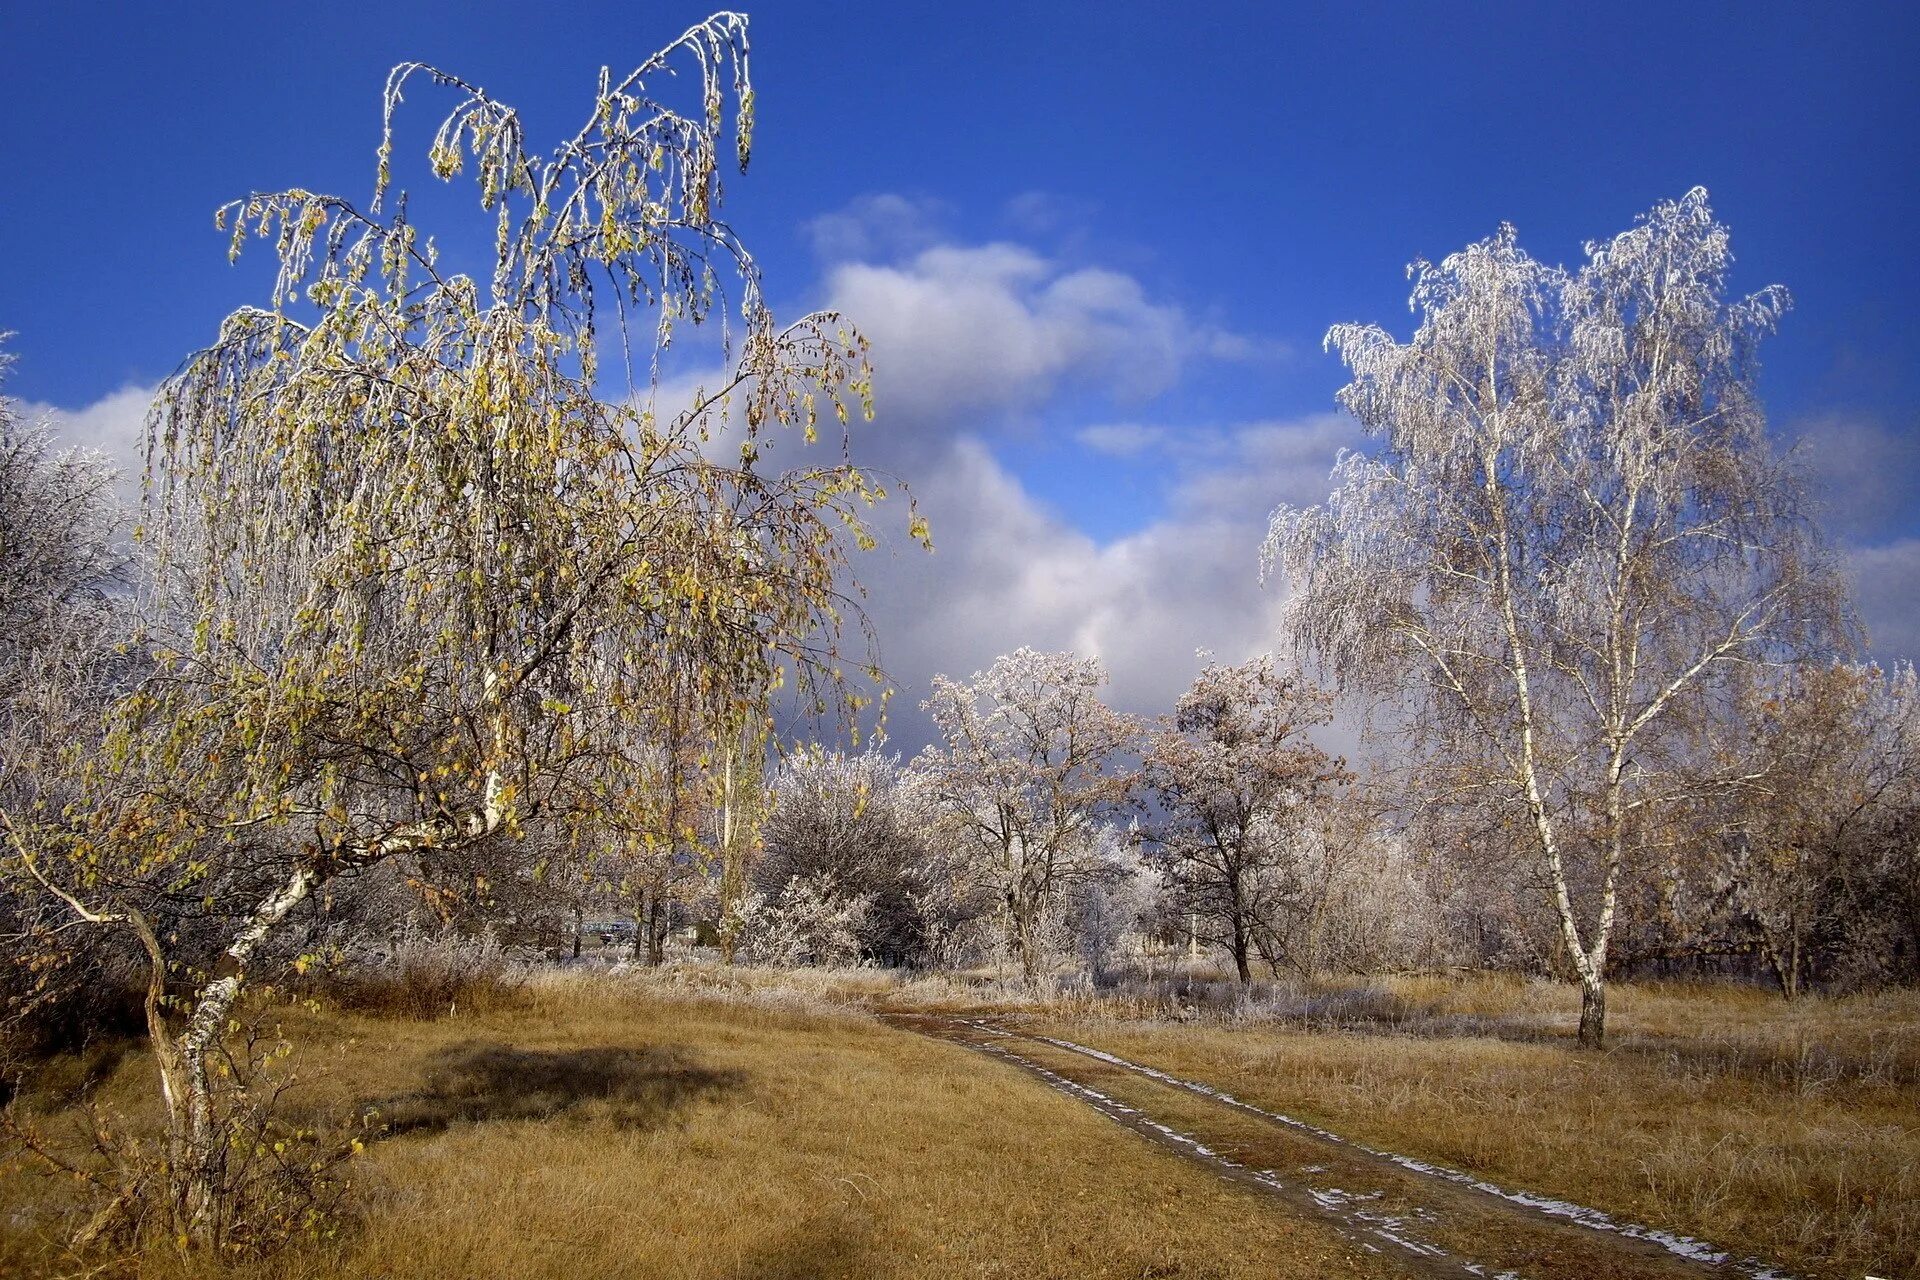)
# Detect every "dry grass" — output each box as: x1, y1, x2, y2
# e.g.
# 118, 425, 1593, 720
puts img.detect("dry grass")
7, 964, 1911, 1278
0, 971, 1397, 1279
1014, 974, 1920, 1280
